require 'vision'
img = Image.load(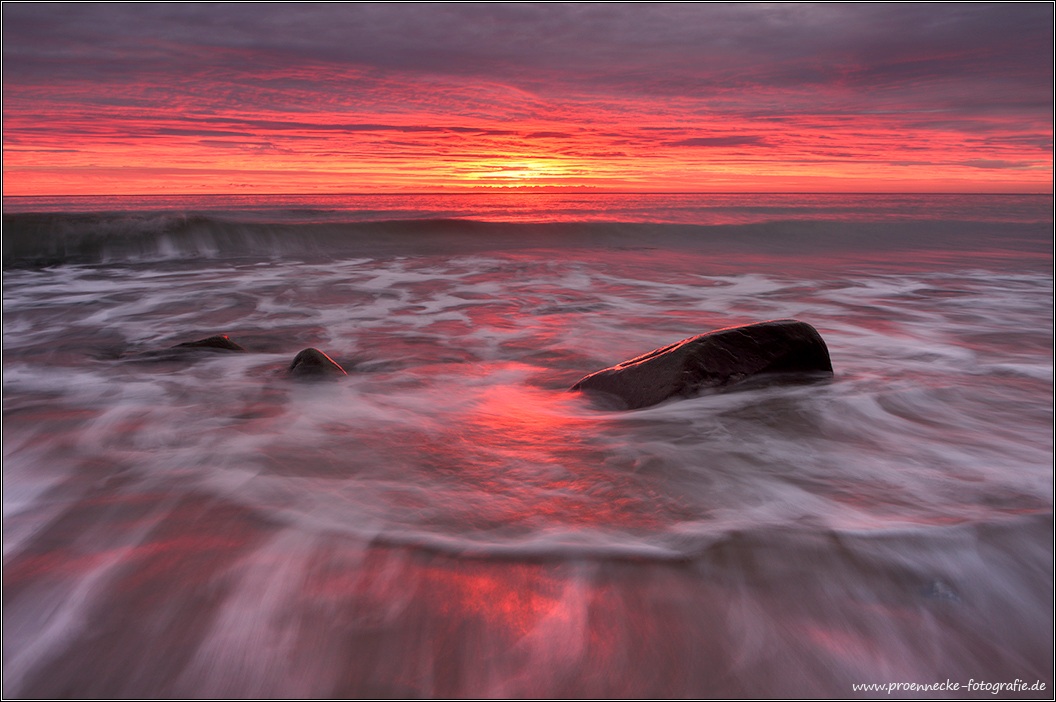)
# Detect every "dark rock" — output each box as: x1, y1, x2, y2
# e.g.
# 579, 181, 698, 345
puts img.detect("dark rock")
571, 319, 833, 409
288, 347, 348, 379
171, 335, 246, 352
125, 334, 247, 363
